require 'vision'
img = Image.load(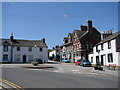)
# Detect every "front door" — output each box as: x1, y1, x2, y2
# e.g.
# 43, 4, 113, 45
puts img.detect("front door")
23, 55, 26, 63
96, 56, 99, 64
101, 55, 104, 66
